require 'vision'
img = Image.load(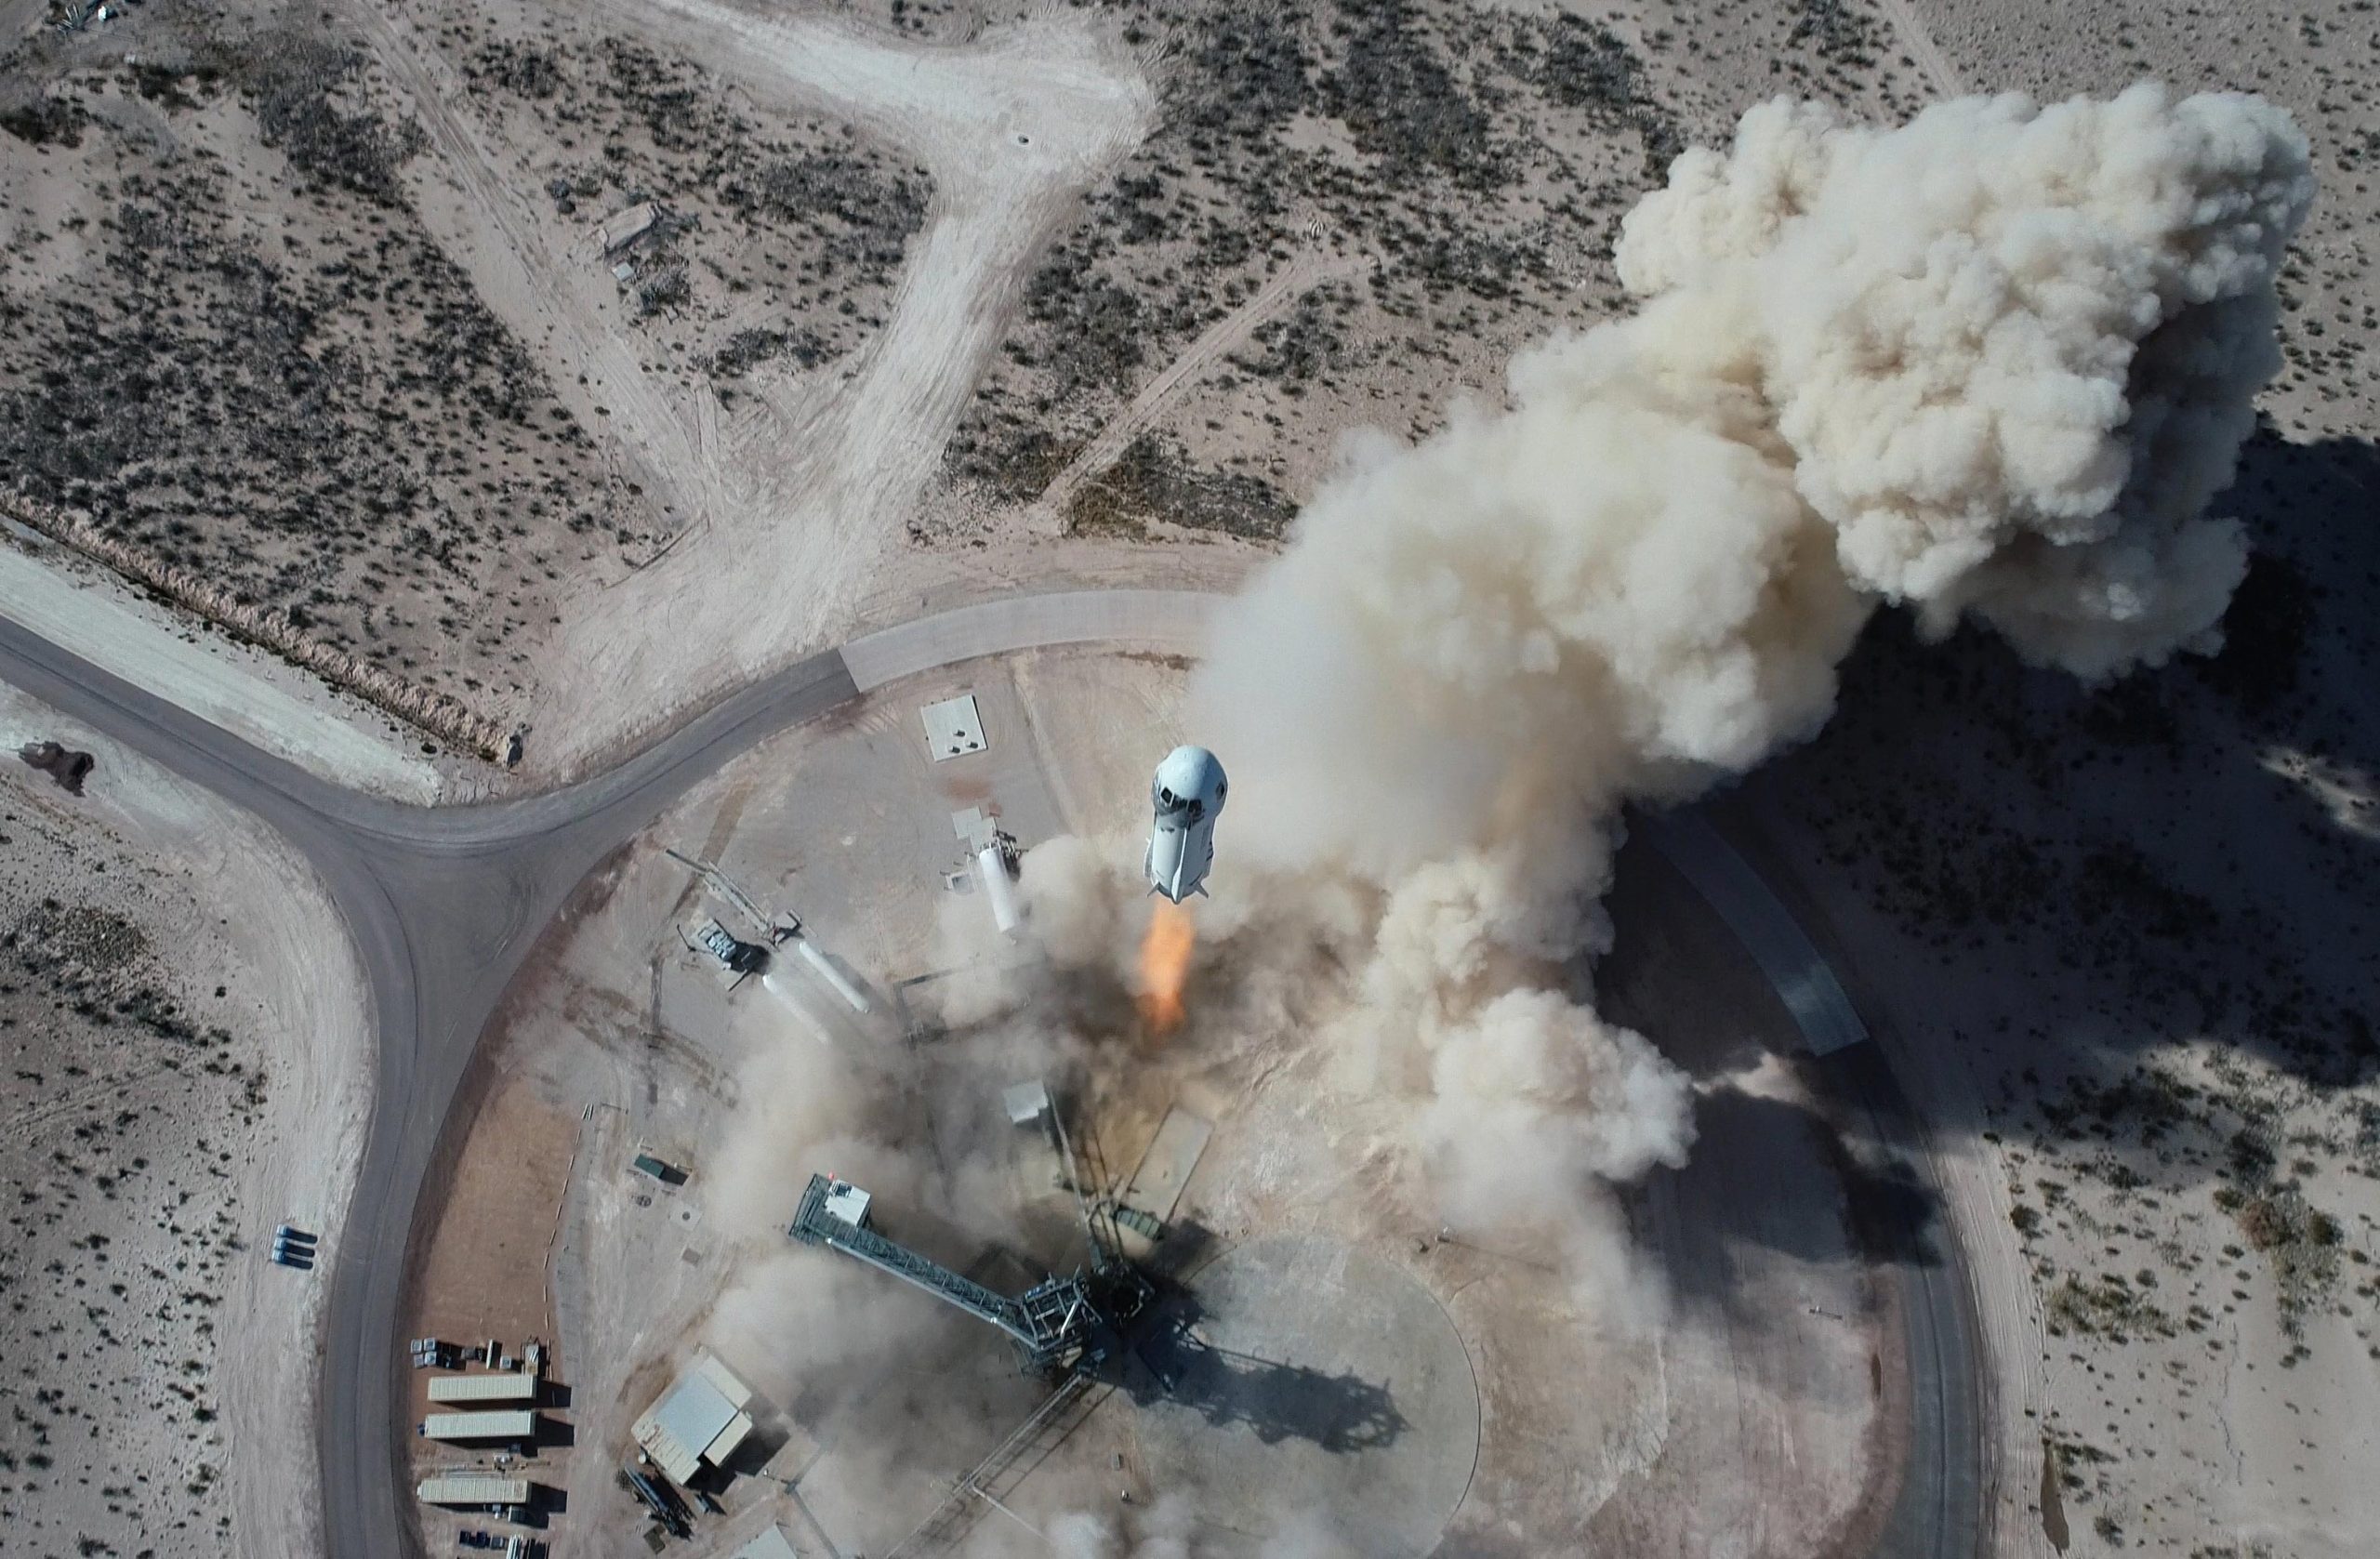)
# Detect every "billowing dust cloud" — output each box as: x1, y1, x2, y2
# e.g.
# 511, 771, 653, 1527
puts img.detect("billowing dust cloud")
707, 86, 2311, 1395
1167, 86, 2311, 1280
